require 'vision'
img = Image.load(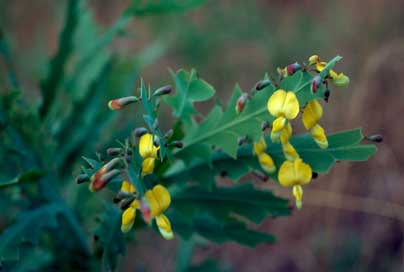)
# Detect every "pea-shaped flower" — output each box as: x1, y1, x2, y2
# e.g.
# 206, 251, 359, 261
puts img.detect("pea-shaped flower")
120, 181, 140, 233
278, 158, 312, 209
302, 100, 328, 149
140, 185, 174, 240
267, 90, 300, 142
139, 133, 160, 176
253, 137, 276, 174
309, 55, 350, 87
